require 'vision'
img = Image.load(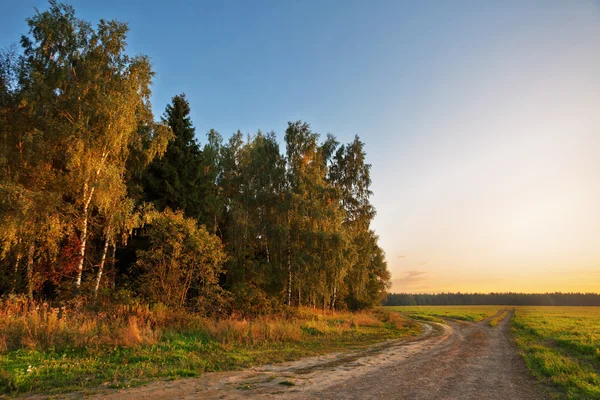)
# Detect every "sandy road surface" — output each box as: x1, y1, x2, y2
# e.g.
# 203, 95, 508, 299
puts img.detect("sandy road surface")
27, 310, 548, 400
